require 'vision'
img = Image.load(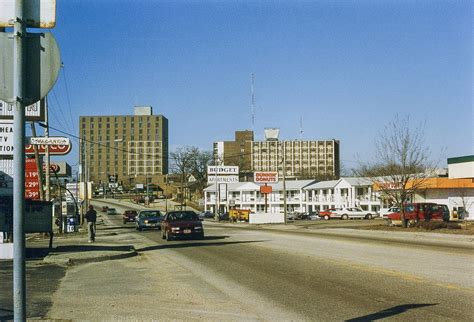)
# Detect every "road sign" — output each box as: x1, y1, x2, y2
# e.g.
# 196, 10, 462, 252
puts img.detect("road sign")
0, 0, 56, 28
207, 175, 239, 184
30, 136, 69, 146
0, 100, 45, 121
0, 121, 14, 156
254, 171, 279, 183
207, 166, 239, 175
0, 32, 61, 105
